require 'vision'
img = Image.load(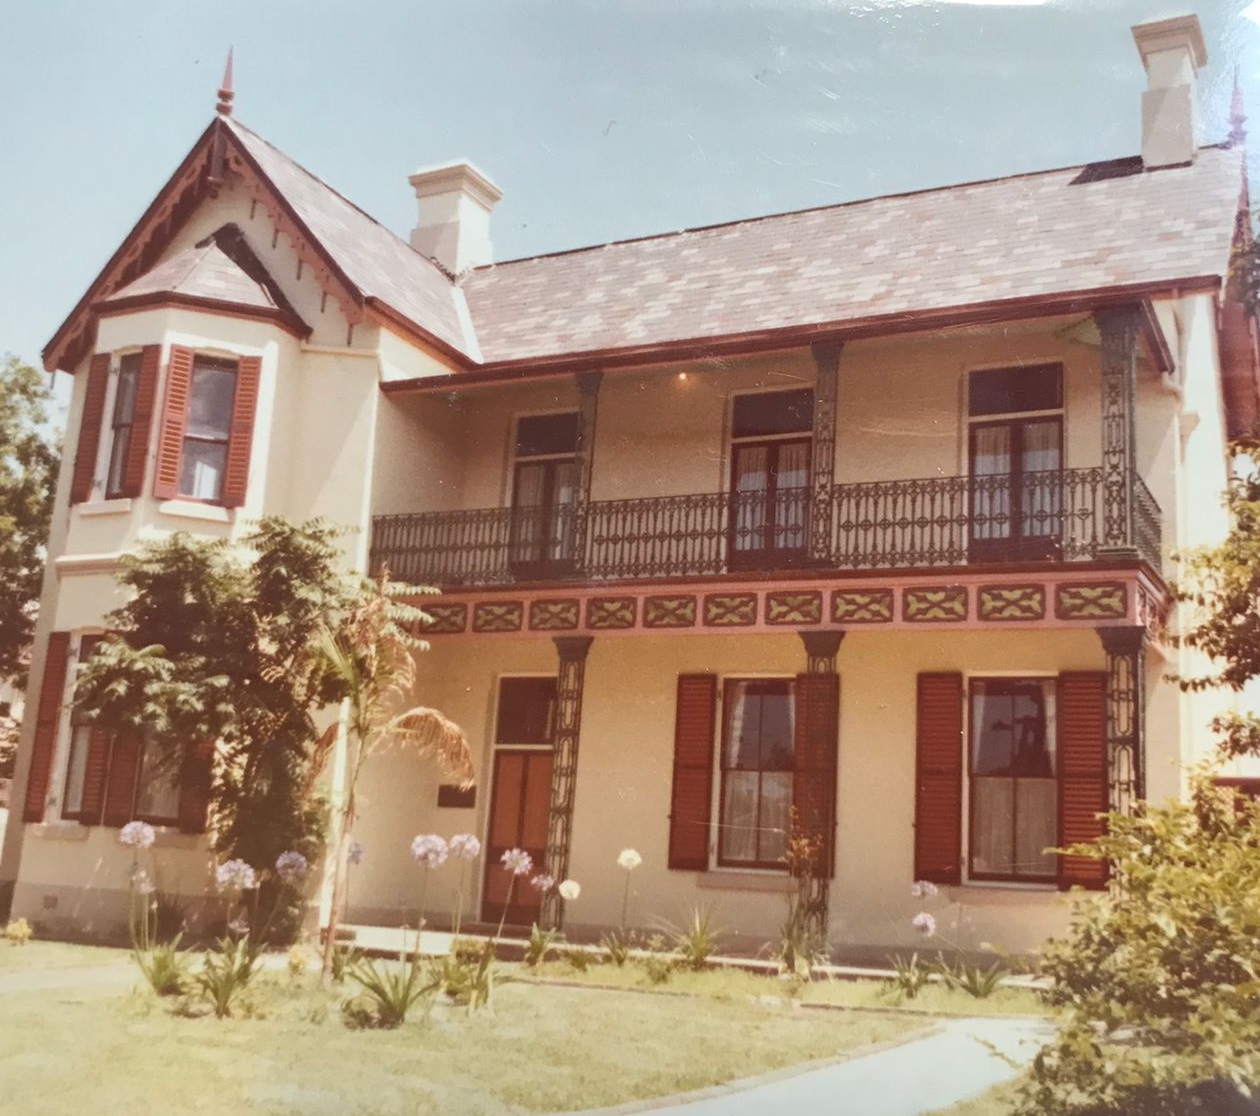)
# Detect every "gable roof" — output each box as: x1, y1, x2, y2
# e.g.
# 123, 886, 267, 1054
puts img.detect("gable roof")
460, 147, 1245, 367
